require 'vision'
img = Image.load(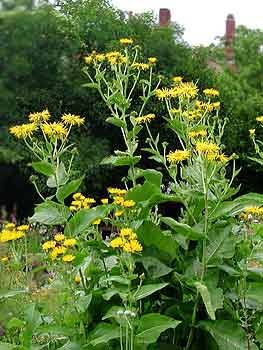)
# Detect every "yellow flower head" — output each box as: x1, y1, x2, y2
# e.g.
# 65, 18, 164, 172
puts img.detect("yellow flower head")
188, 130, 207, 138
54, 233, 65, 242
53, 246, 67, 255
155, 88, 171, 100
167, 150, 190, 164
4, 223, 16, 229
195, 141, 220, 154
170, 108, 181, 115
148, 57, 157, 64
119, 38, 133, 45
42, 122, 67, 139
62, 254, 75, 263
1, 257, 9, 263
28, 109, 50, 123
115, 210, 124, 217
92, 219, 101, 225
120, 228, 134, 237
42, 240, 56, 251
131, 63, 150, 71
107, 187, 127, 196
10, 123, 38, 139
17, 225, 29, 231
61, 113, 85, 126
63, 238, 77, 247
256, 116, 263, 123
106, 51, 127, 65
84, 55, 93, 64
101, 198, 109, 204
123, 200, 136, 208
203, 88, 220, 97
135, 114, 156, 124
249, 129, 255, 136
177, 82, 199, 99
172, 76, 183, 83
110, 237, 125, 248
113, 196, 125, 205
